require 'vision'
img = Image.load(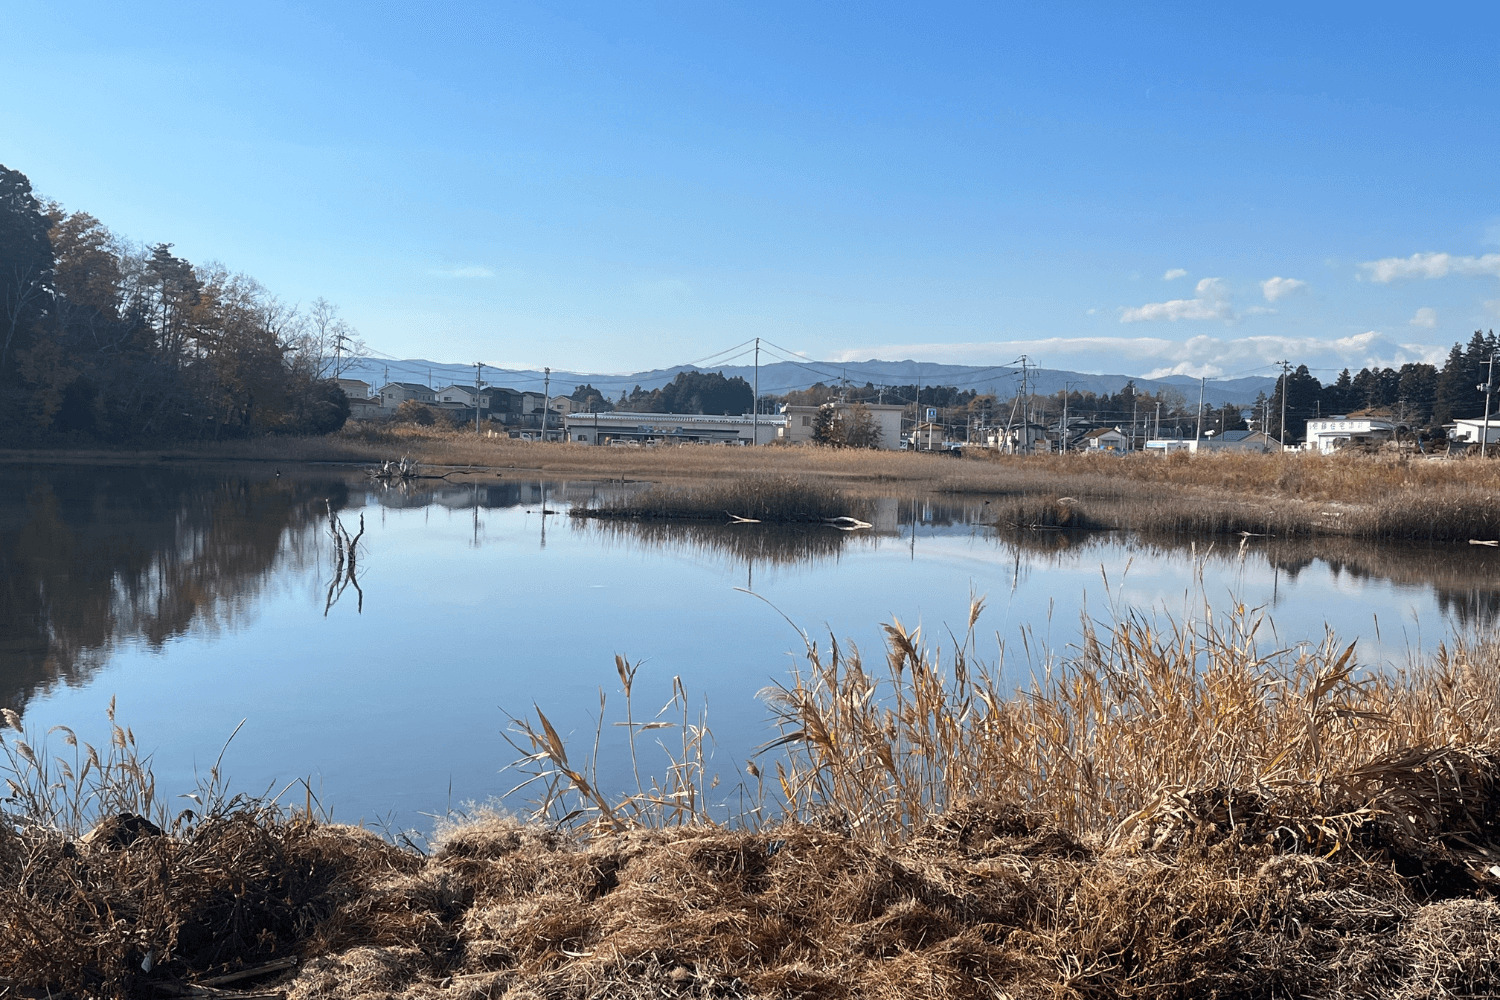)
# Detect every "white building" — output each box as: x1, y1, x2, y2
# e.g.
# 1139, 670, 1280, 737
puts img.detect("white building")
1305, 416, 1396, 454
779, 403, 904, 449
434, 384, 493, 409
563, 411, 783, 446
336, 378, 372, 399
378, 382, 435, 408
1446, 418, 1500, 448
1144, 430, 1278, 455
1081, 427, 1131, 452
